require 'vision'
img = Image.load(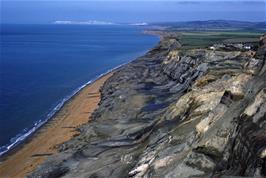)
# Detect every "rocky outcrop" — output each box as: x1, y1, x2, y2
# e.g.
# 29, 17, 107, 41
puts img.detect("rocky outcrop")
29, 34, 266, 178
